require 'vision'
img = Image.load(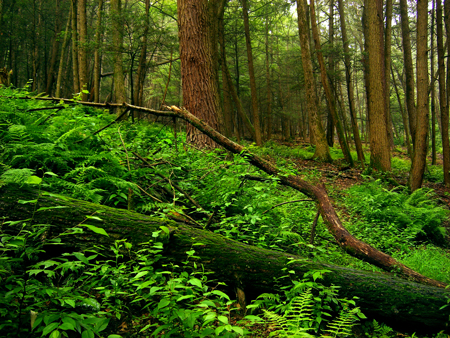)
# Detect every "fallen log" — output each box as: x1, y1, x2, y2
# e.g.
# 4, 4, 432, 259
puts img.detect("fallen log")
1, 96, 445, 288
0, 185, 449, 333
